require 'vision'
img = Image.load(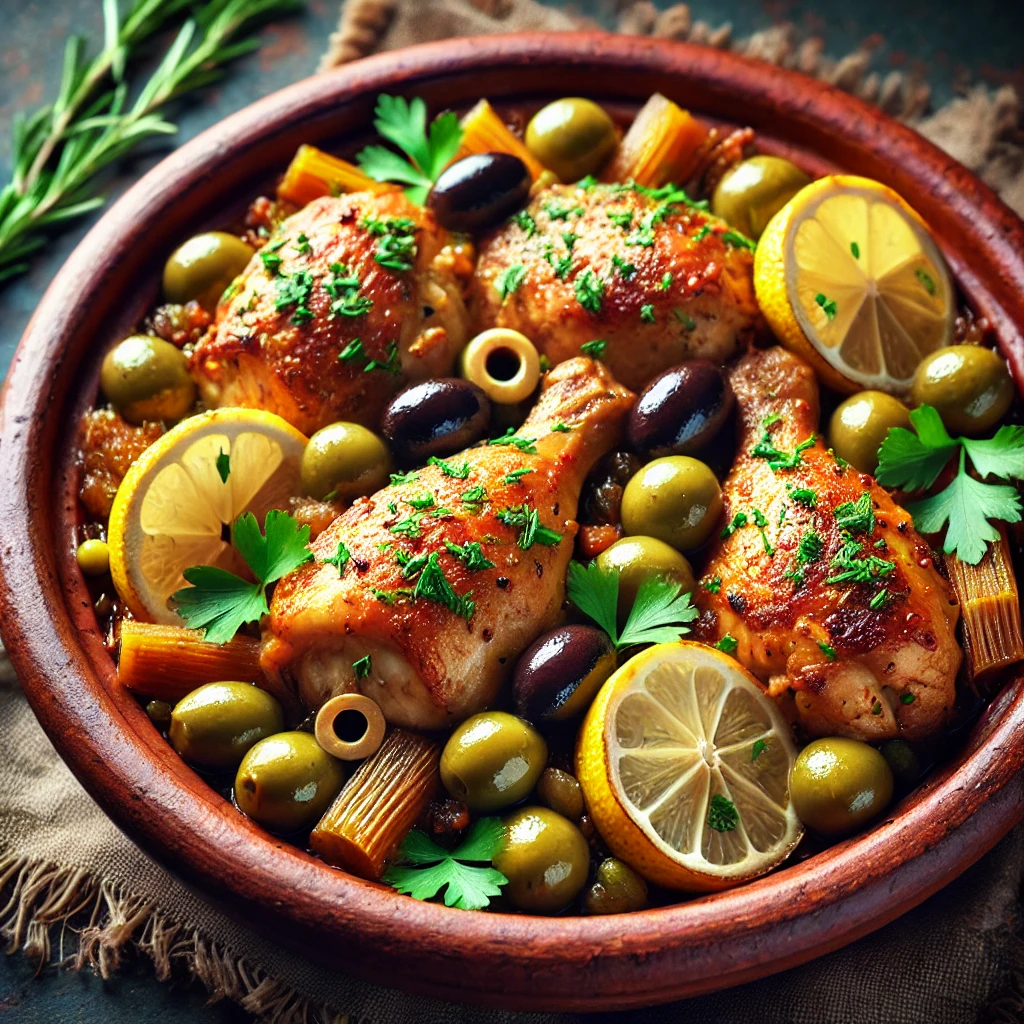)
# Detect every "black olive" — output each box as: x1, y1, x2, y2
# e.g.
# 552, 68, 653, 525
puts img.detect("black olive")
627, 361, 735, 458
381, 378, 491, 464
513, 625, 616, 725
426, 153, 531, 234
